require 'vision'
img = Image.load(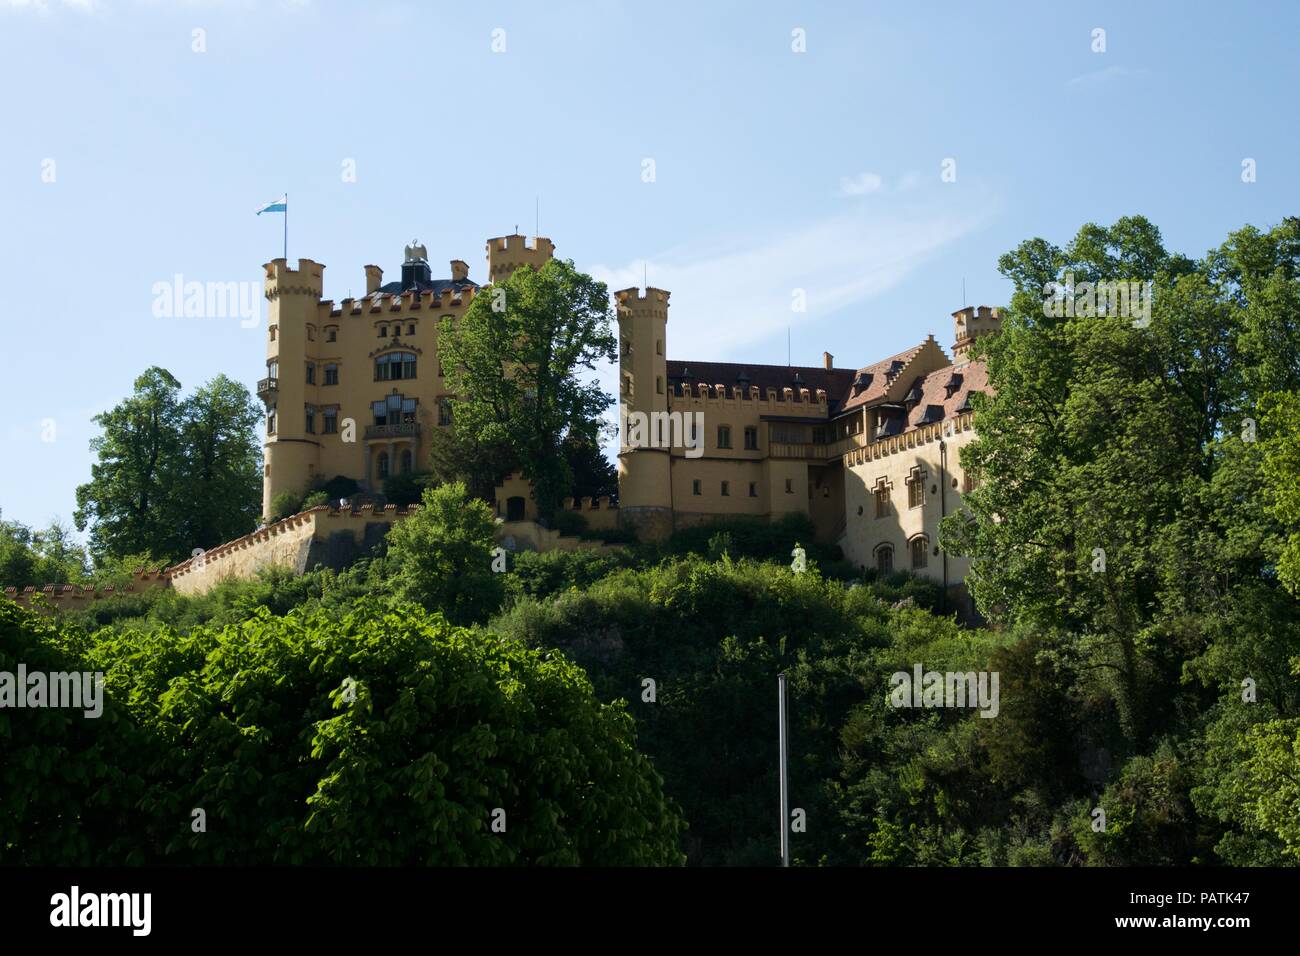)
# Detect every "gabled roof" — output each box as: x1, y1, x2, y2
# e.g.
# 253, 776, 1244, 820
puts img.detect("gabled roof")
899, 359, 990, 434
